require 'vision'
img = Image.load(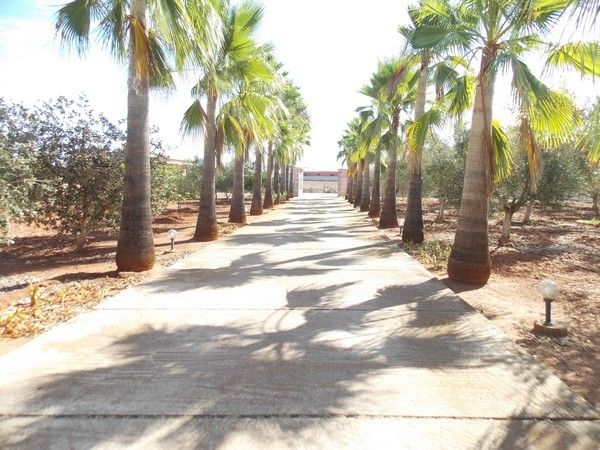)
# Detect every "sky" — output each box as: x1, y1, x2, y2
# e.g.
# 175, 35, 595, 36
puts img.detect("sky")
0, 0, 598, 171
